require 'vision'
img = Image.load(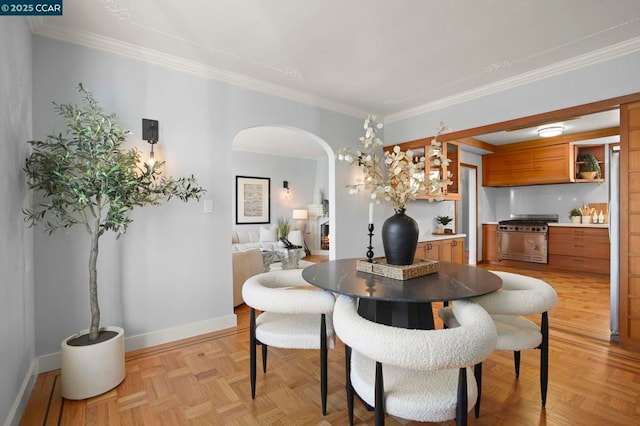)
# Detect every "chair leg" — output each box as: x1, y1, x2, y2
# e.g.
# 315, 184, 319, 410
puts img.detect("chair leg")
456, 367, 468, 426
375, 361, 385, 426
250, 308, 257, 399
513, 351, 521, 378
262, 343, 268, 373
474, 363, 482, 418
320, 313, 328, 416
541, 311, 549, 406
345, 345, 354, 426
